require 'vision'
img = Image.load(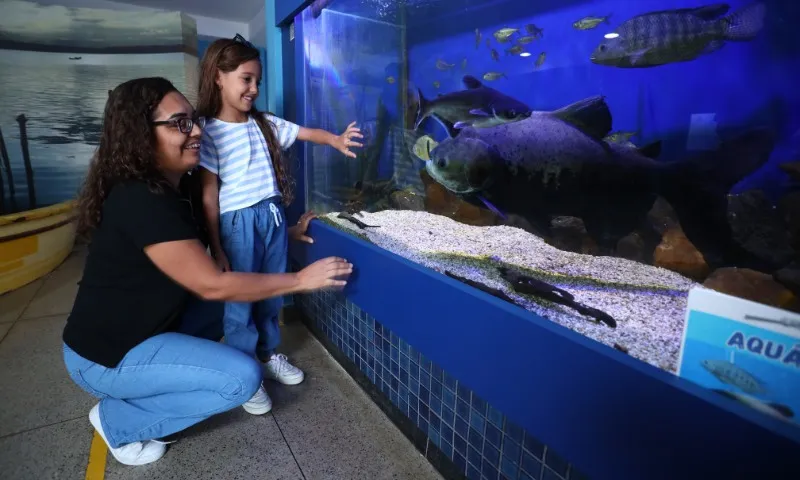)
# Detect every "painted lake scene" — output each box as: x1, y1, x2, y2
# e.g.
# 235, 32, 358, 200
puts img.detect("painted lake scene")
0, 0, 199, 214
